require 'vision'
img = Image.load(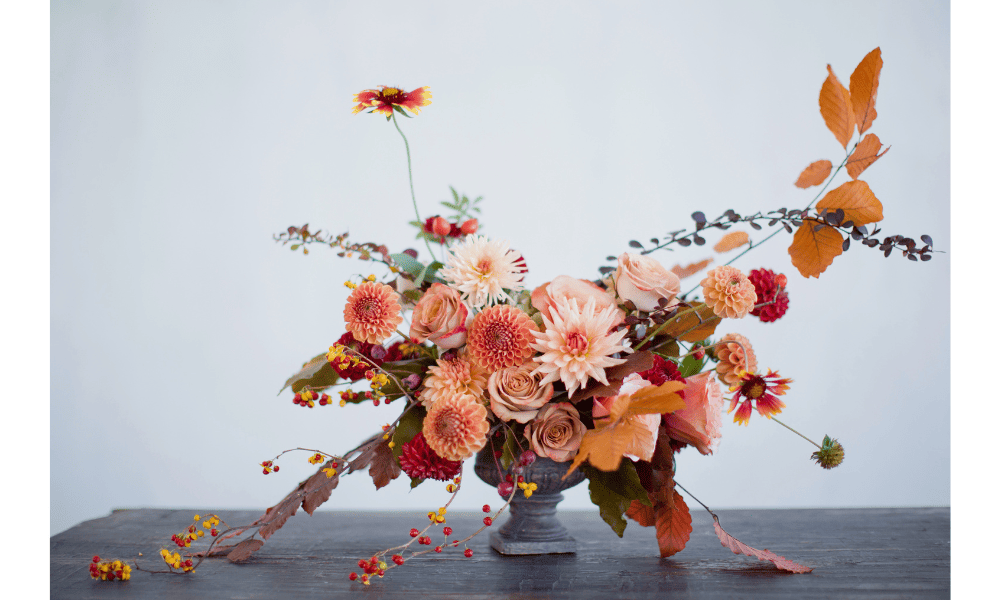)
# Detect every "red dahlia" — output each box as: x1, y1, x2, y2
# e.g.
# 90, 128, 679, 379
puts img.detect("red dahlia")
398, 432, 462, 481
638, 355, 686, 396
748, 268, 790, 323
